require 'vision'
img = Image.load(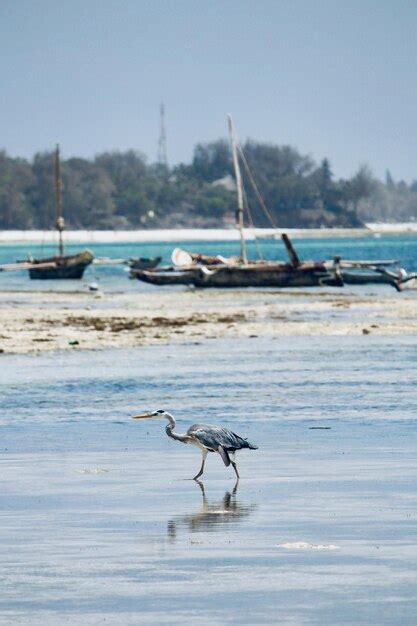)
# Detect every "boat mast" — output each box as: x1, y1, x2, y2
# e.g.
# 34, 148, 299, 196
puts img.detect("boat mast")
54, 144, 65, 256
228, 115, 247, 264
